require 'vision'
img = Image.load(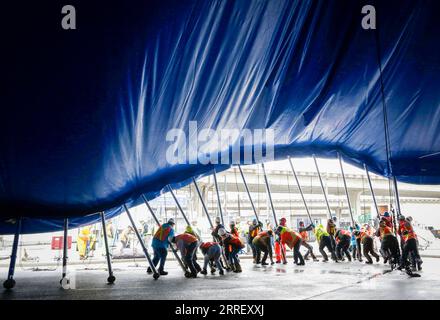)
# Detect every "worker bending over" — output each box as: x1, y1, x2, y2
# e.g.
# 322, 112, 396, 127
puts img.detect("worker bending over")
248, 219, 263, 264
172, 232, 200, 278
252, 230, 275, 265
335, 229, 352, 261
355, 229, 380, 264
275, 226, 305, 265
199, 242, 224, 276
397, 215, 422, 271
327, 219, 337, 250
148, 218, 175, 275
313, 224, 338, 262
298, 221, 318, 261
375, 218, 400, 266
